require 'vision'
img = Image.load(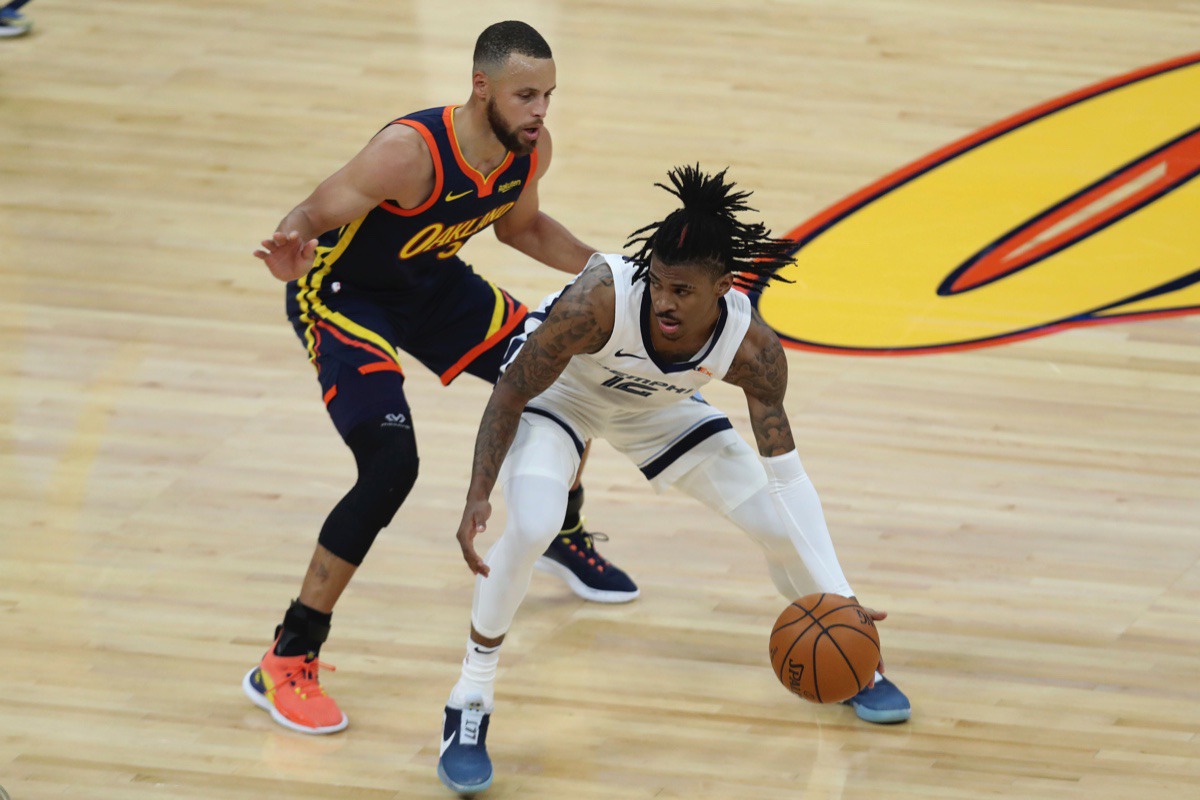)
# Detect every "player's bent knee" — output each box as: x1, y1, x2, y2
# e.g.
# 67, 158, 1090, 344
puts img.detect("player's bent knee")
504, 474, 570, 552
726, 489, 793, 551
360, 427, 420, 525
317, 417, 420, 566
